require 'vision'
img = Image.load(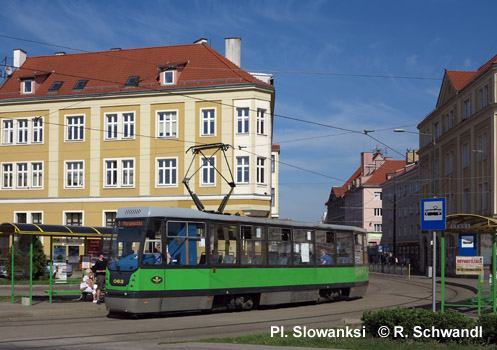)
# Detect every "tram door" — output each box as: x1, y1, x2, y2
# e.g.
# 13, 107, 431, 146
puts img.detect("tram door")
143, 219, 166, 285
